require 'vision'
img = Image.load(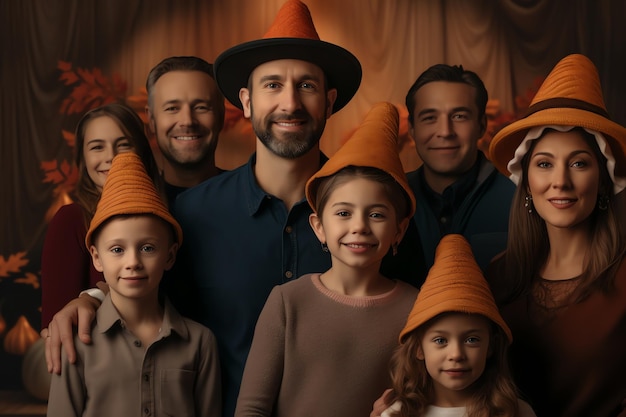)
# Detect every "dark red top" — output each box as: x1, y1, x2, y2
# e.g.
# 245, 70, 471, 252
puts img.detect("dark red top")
41, 203, 103, 328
